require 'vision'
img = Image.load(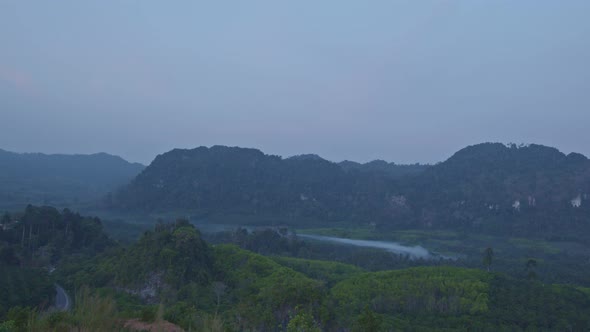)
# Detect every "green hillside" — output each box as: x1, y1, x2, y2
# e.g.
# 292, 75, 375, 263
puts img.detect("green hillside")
2, 206, 590, 331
